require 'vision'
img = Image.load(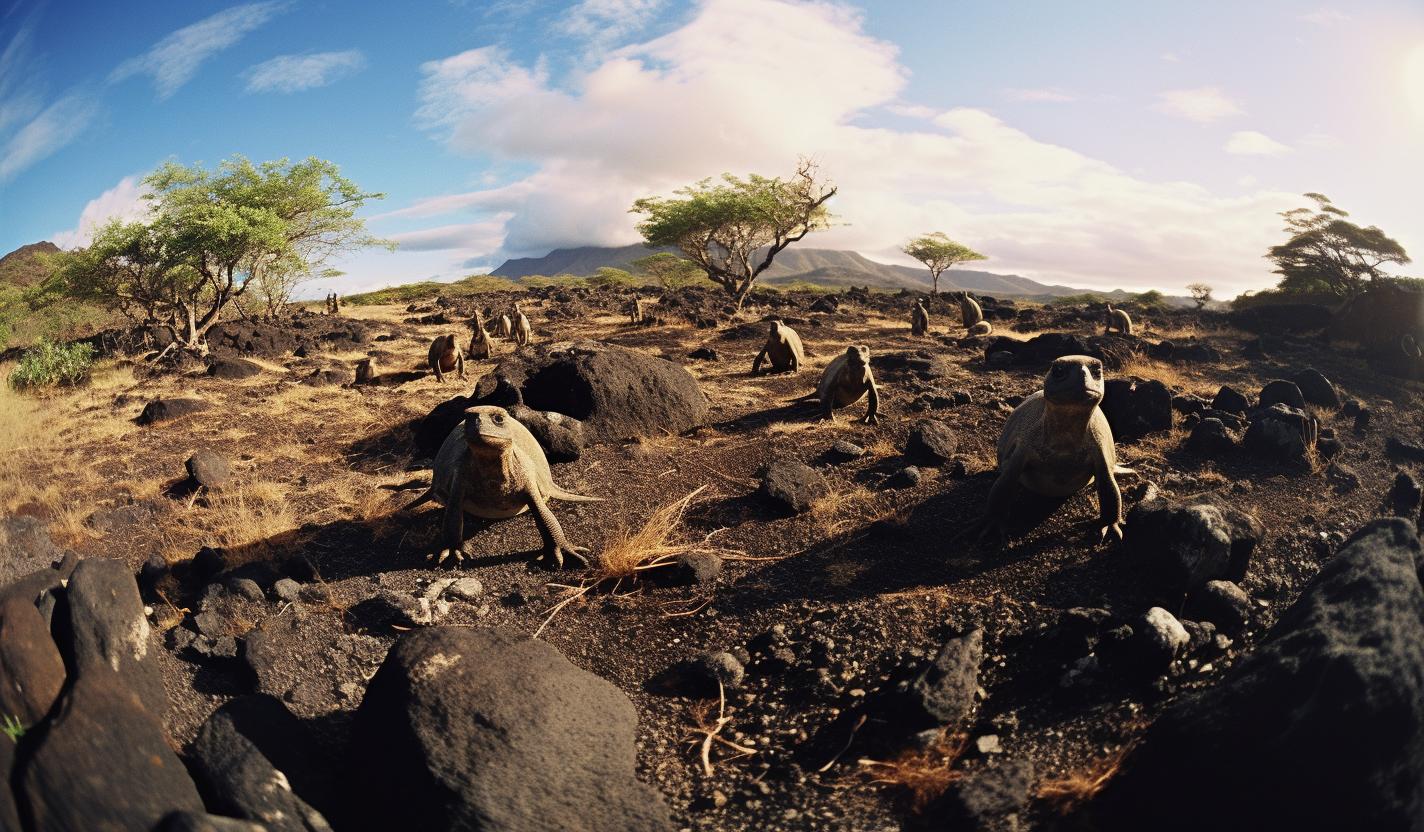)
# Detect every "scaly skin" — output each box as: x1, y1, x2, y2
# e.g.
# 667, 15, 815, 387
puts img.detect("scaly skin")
421, 406, 601, 568
752, 320, 805, 376
960, 355, 1126, 545
815, 345, 880, 425
427, 334, 466, 383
